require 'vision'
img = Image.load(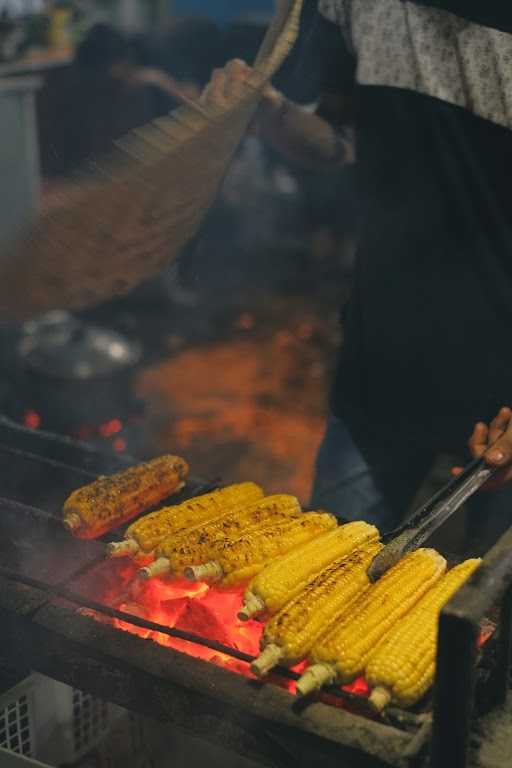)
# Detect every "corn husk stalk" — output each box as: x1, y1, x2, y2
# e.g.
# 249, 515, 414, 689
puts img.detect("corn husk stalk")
107, 538, 141, 558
